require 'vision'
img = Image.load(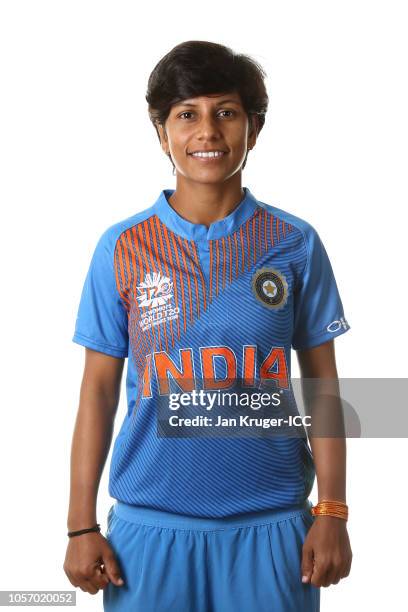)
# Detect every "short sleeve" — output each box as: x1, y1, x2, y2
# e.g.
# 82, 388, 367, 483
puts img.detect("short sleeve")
291, 225, 351, 350
72, 228, 129, 358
